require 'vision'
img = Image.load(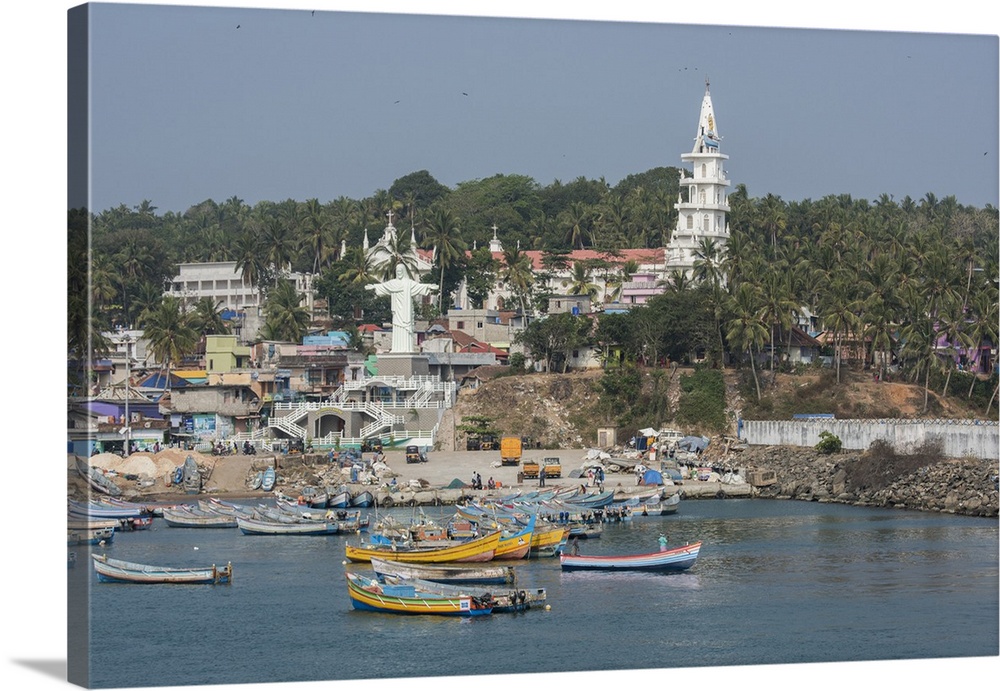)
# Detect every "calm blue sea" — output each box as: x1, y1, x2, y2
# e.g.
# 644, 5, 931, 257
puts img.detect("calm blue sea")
71, 499, 999, 689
